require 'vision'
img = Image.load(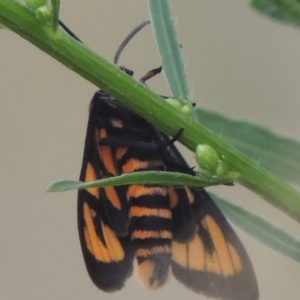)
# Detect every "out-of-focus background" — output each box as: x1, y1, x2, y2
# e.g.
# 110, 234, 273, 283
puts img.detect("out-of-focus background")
1, 1, 300, 299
